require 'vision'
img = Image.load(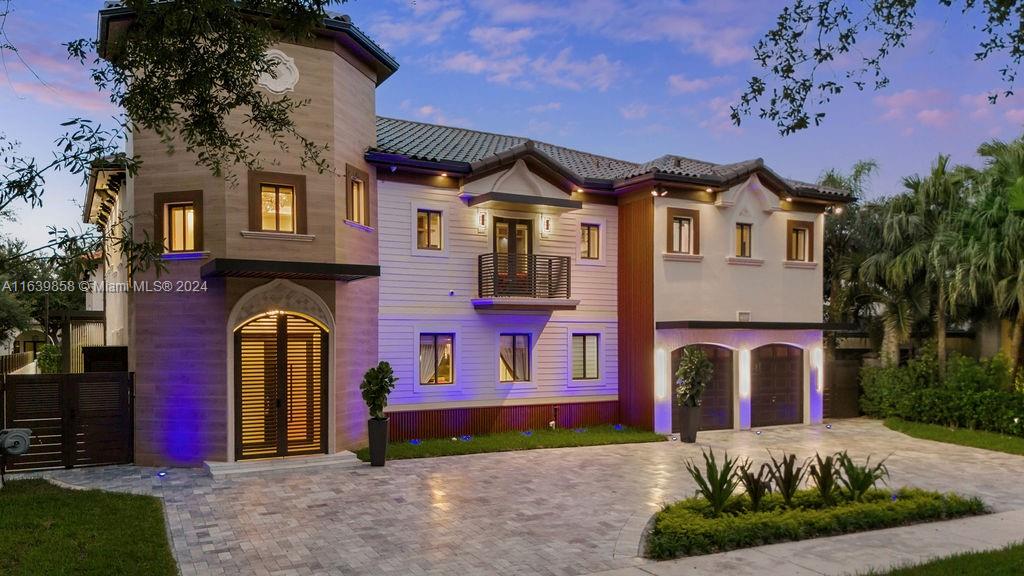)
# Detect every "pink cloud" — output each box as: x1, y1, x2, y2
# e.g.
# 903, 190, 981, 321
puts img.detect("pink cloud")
399, 100, 471, 127
8, 81, 113, 114
469, 26, 536, 55
370, 7, 464, 47
874, 89, 950, 127
1004, 109, 1024, 124
529, 48, 623, 92
619, 103, 650, 120
916, 108, 954, 128
438, 51, 528, 84
667, 74, 728, 94
699, 95, 742, 136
